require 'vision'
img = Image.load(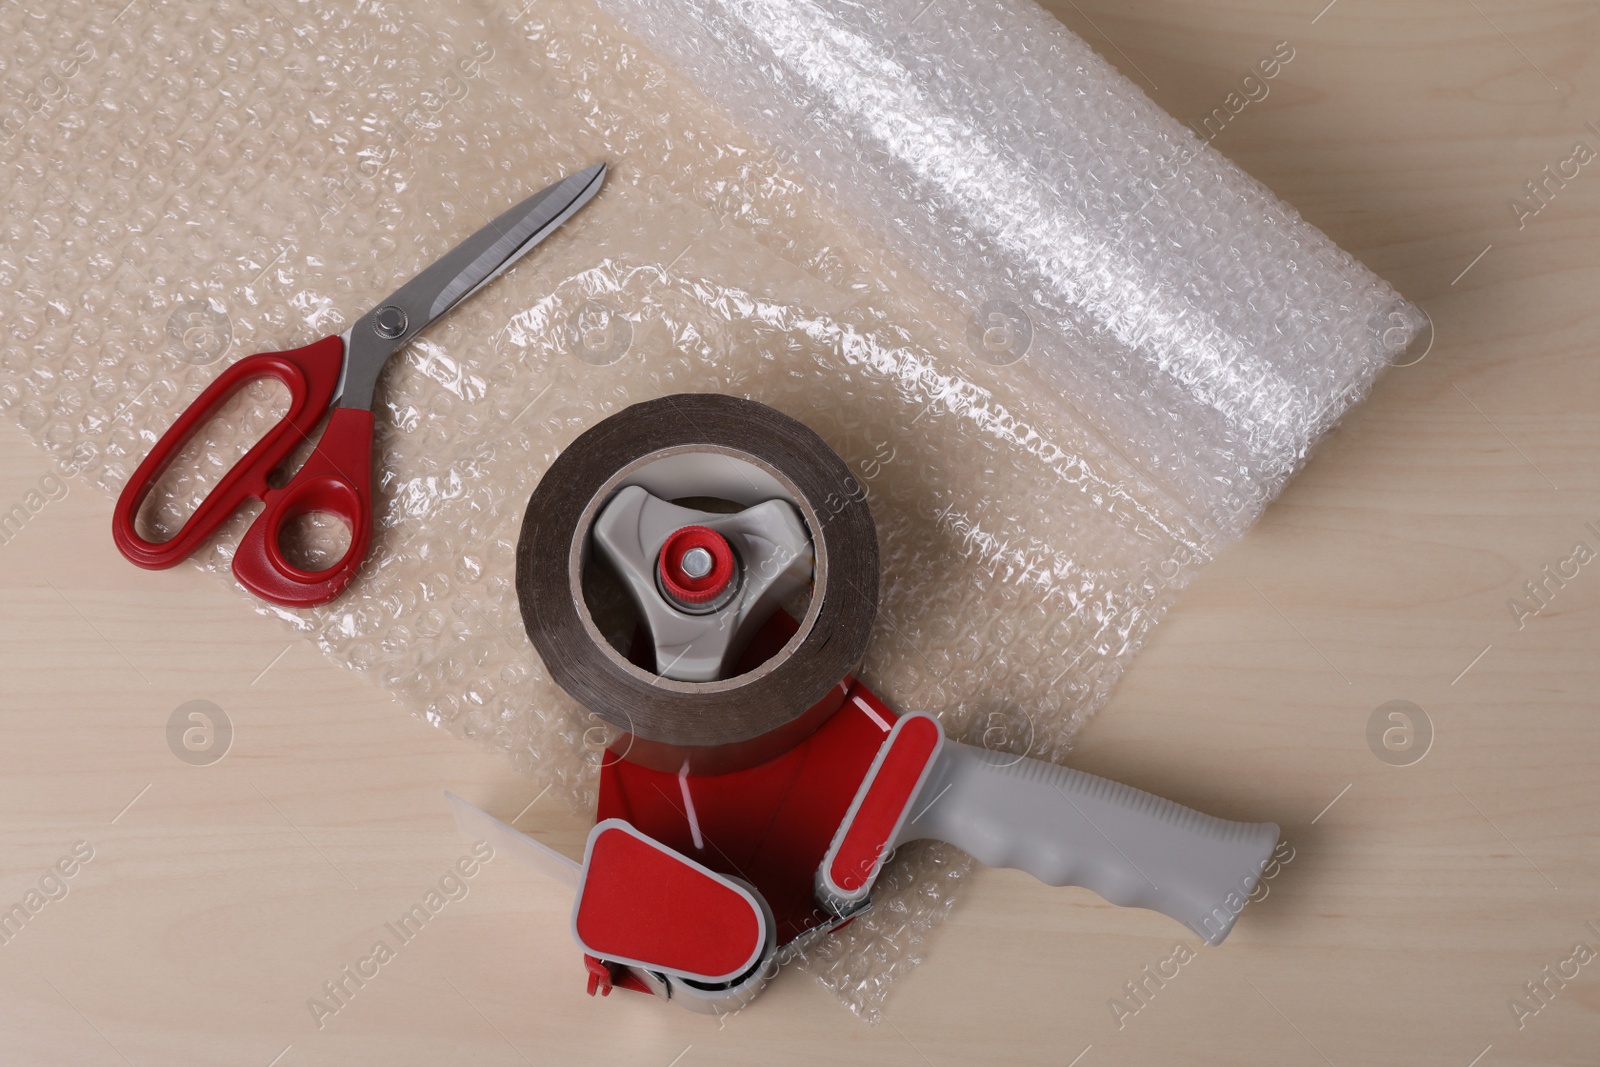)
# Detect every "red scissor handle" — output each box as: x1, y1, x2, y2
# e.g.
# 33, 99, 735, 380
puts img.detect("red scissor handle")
112, 334, 376, 607
230, 405, 373, 607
